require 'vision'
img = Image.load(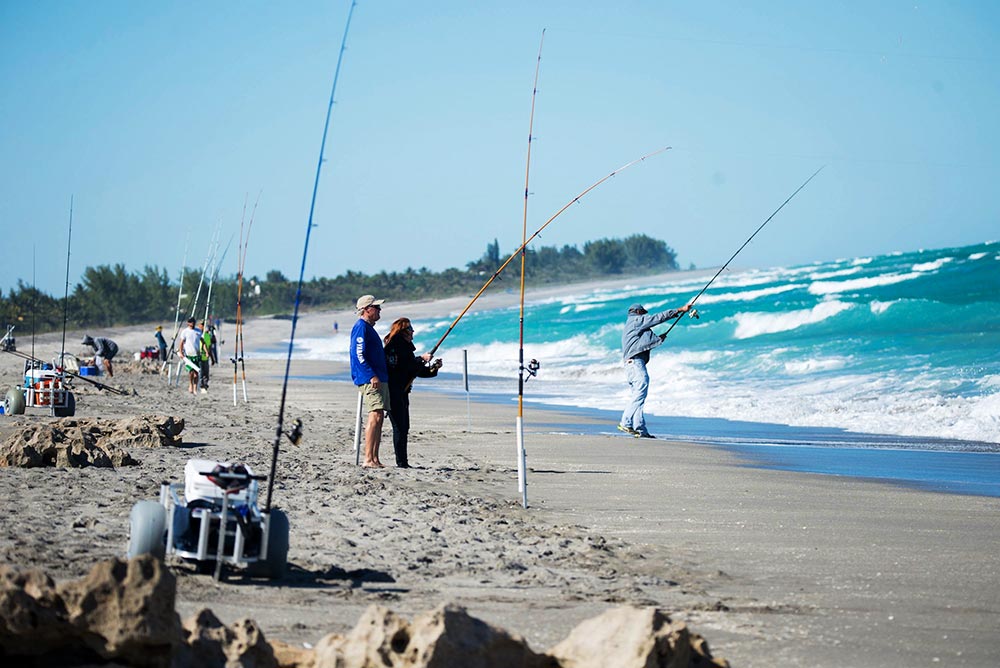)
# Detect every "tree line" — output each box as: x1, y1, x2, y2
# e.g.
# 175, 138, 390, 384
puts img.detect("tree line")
1, 234, 680, 334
